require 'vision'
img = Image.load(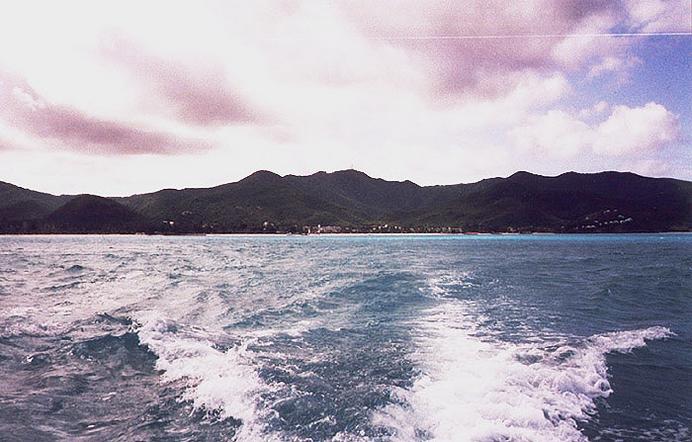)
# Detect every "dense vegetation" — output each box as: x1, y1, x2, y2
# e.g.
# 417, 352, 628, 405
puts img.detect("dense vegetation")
1, 170, 690, 233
